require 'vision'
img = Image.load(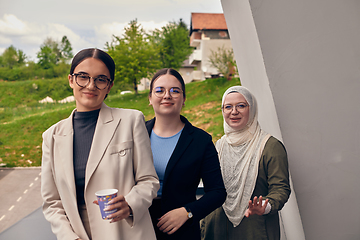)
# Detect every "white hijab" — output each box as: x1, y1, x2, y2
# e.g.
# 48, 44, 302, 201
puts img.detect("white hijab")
216, 86, 270, 227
